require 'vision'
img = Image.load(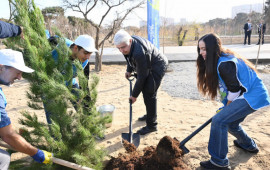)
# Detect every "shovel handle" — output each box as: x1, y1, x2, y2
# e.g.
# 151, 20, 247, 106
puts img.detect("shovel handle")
127, 74, 135, 82
180, 118, 212, 147
0, 141, 94, 170
129, 77, 133, 143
